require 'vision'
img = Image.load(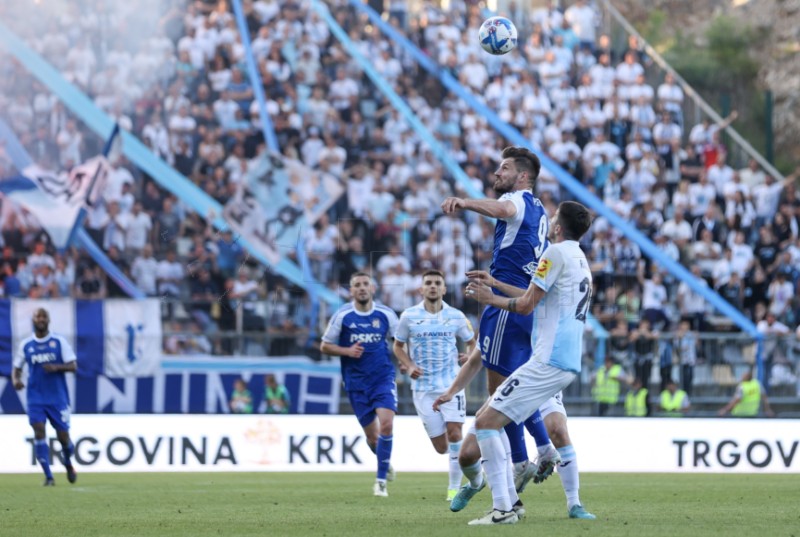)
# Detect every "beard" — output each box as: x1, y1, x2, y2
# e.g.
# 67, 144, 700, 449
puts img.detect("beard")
355, 296, 371, 307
